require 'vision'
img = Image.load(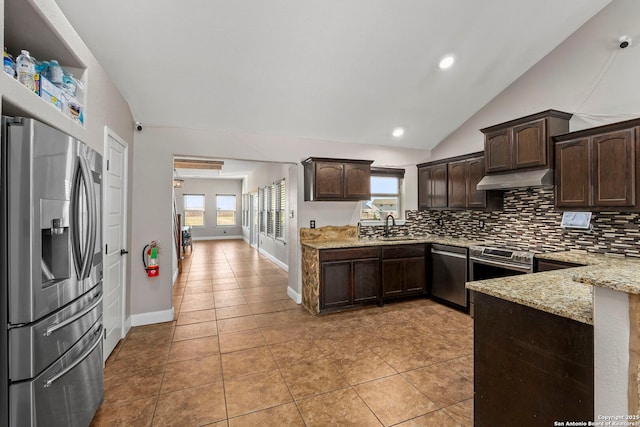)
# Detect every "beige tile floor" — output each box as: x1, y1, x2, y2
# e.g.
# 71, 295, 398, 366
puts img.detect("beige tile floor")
91, 240, 473, 426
